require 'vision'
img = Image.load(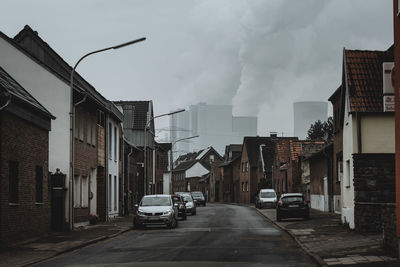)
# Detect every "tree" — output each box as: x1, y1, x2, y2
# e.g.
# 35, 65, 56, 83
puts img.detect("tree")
306, 117, 333, 141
